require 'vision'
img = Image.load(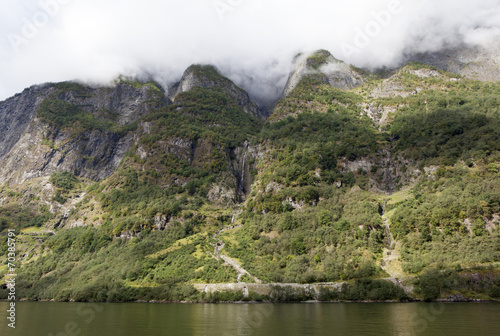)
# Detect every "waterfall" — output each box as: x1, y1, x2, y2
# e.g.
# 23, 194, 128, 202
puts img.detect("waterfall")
239, 143, 249, 192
